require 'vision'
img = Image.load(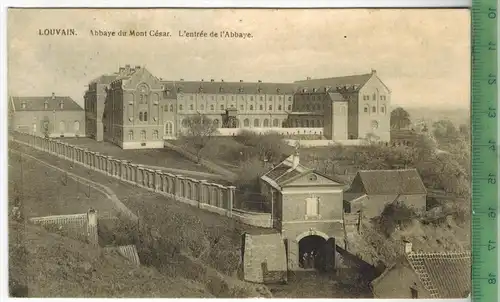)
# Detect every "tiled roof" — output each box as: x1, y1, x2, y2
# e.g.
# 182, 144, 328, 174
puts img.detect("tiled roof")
160, 80, 299, 95
353, 169, 427, 195
407, 251, 471, 298
294, 73, 373, 91
11, 96, 83, 111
